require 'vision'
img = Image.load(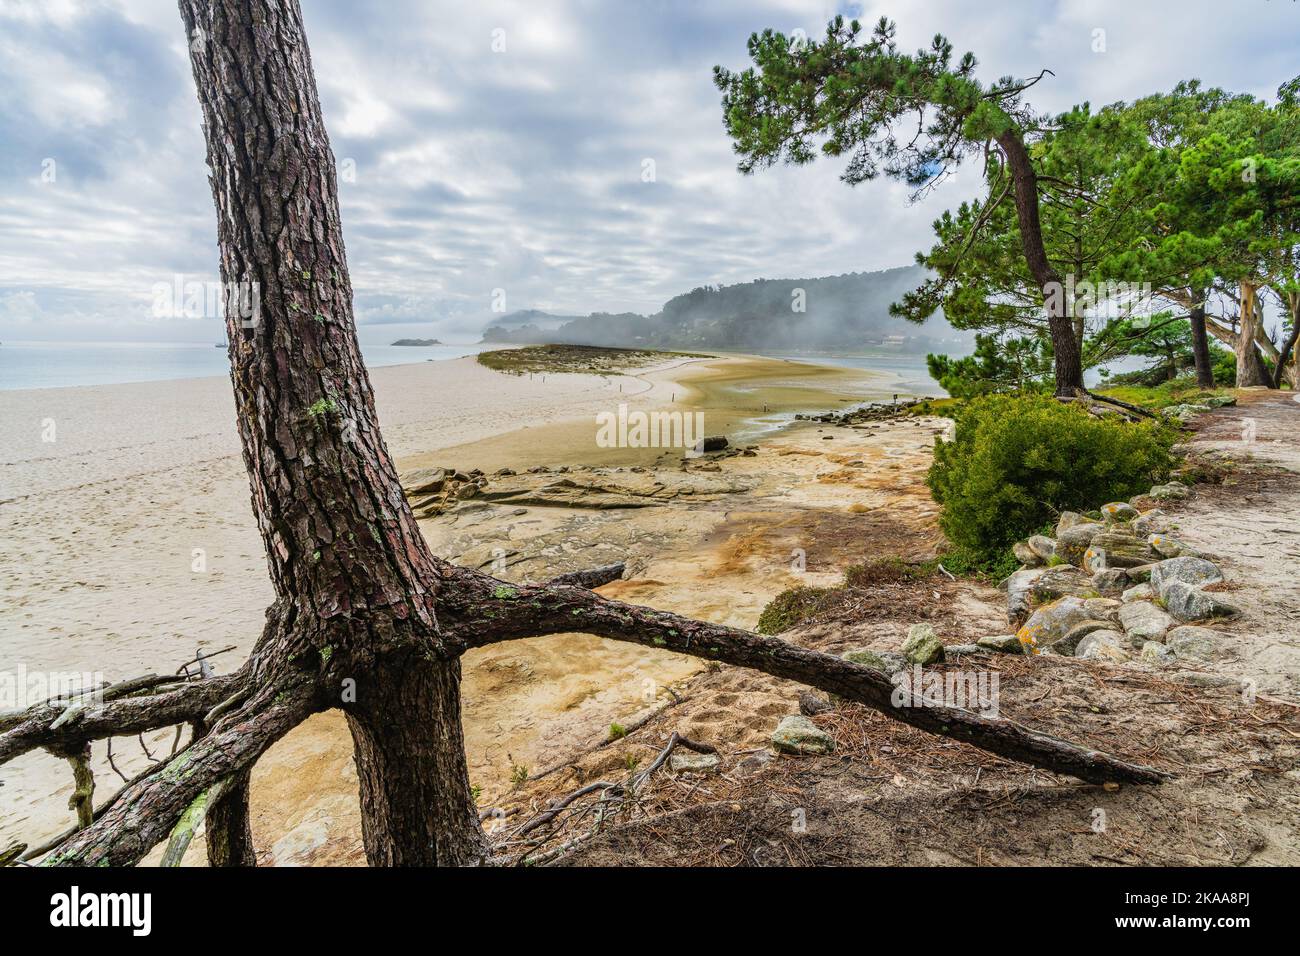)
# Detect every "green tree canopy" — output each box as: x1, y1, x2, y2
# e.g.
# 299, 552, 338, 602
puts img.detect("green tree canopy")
715, 15, 1086, 394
